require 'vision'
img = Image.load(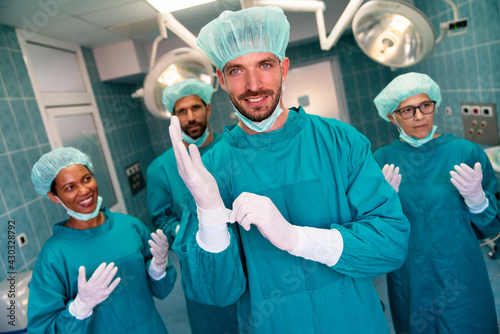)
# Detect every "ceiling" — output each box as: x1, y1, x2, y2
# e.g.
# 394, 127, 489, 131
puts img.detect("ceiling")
0, 0, 354, 50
